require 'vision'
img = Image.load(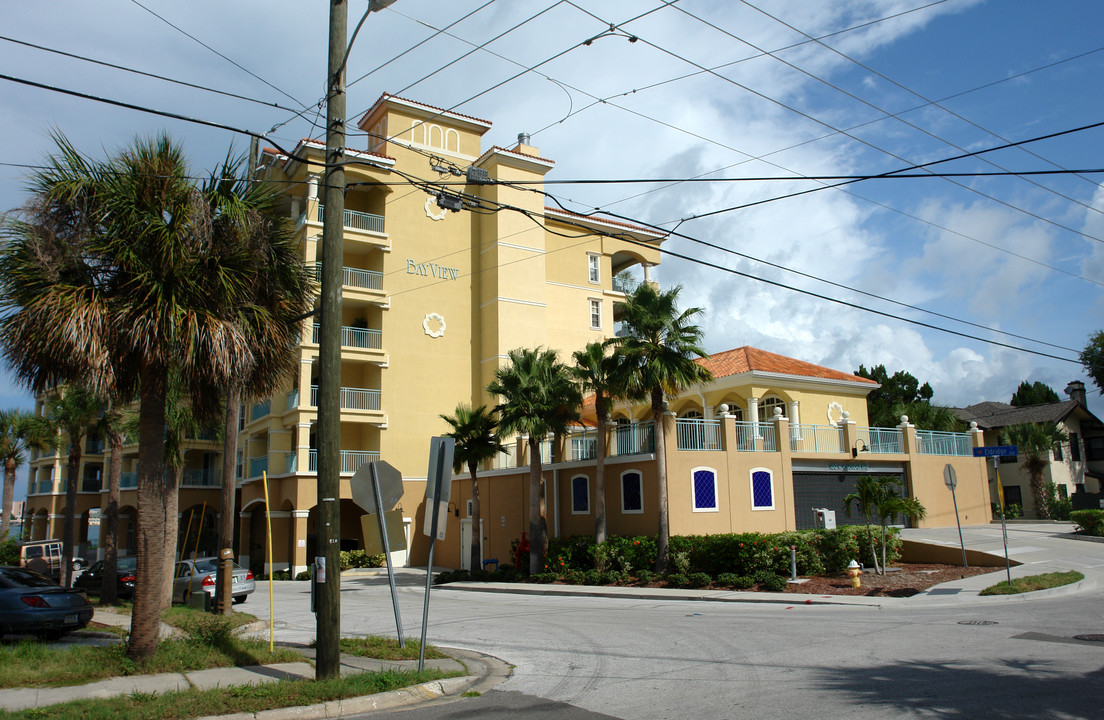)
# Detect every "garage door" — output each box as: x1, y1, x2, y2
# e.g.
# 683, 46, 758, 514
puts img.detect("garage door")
792, 472, 910, 531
